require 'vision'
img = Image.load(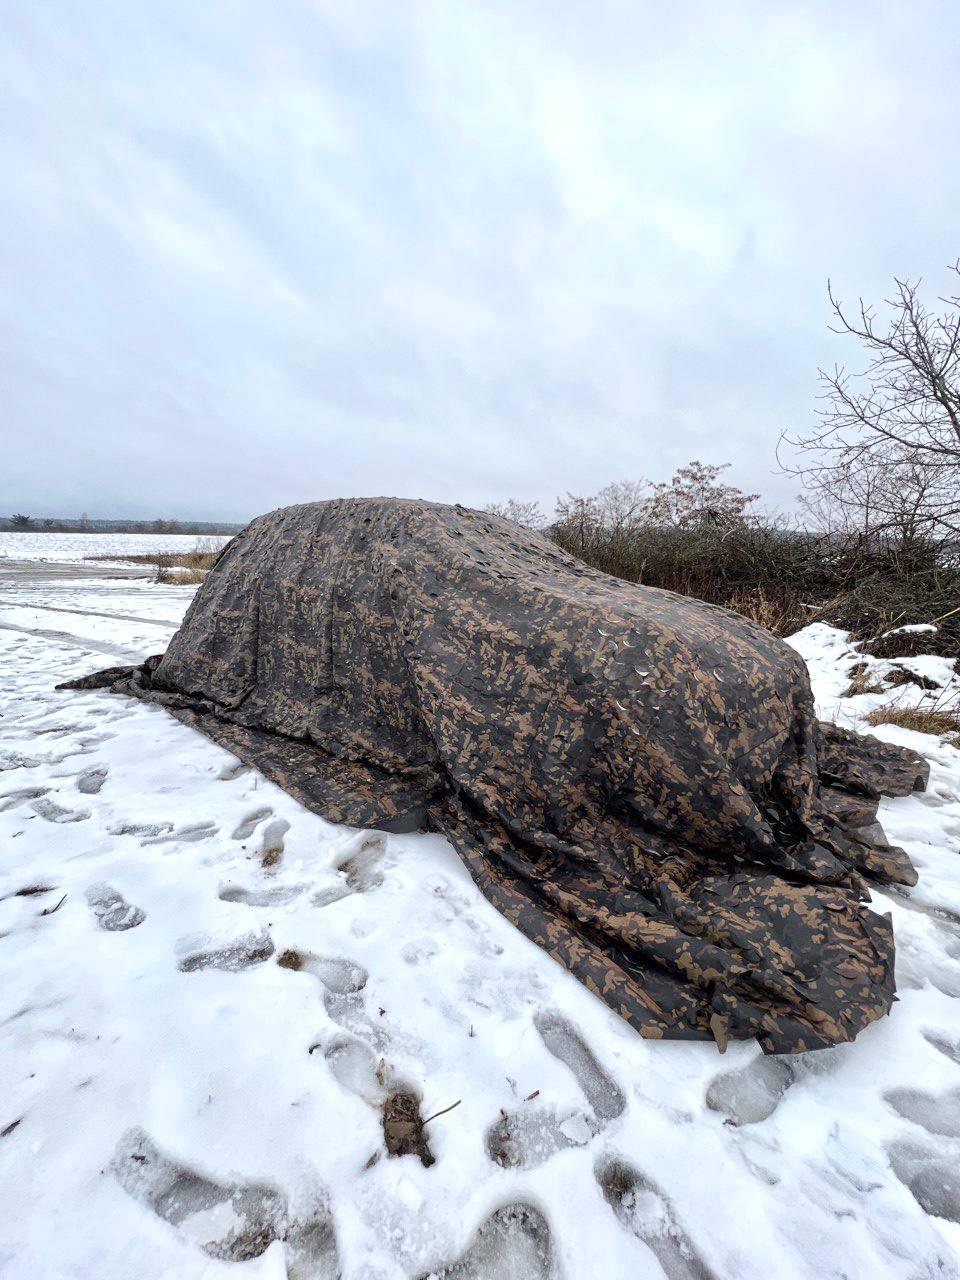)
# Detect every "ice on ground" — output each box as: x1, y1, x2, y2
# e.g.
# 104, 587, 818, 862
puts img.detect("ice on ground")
1, 569, 960, 1277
